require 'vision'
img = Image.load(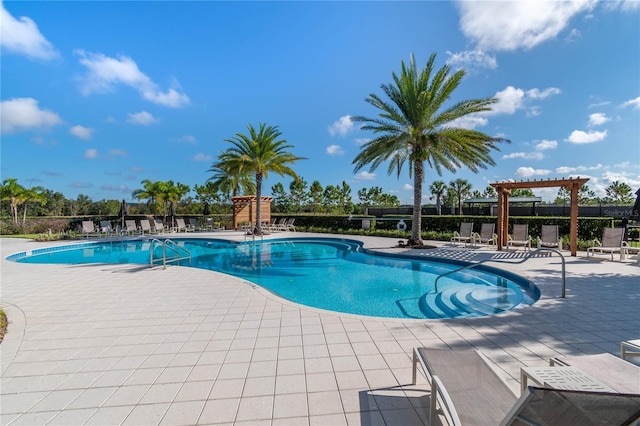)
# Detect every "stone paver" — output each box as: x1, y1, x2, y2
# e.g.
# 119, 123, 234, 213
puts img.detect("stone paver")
1, 232, 639, 425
